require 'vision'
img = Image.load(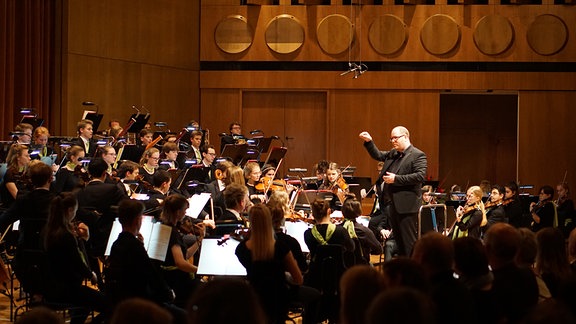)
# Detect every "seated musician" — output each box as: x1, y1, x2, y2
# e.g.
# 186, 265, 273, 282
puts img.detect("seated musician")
158, 142, 179, 171
308, 160, 329, 190
484, 185, 508, 234
52, 145, 85, 193
31, 126, 55, 161
159, 194, 202, 308
0, 143, 31, 208
138, 129, 154, 147
200, 144, 217, 183
71, 119, 97, 157
304, 199, 354, 259
98, 146, 118, 183
451, 185, 487, 240
556, 183, 575, 237
105, 199, 183, 318
340, 195, 382, 265
139, 147, 160, 185
14, 123, 33, 145
318, 162, 348, 210
243, 161, 265, 203
115, 160, 140, 197
188, 130, 203, 164
530, 185, 556, 232
143, 170, 173, 218
218, 182, 249, 225
220, 121, 244, 153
